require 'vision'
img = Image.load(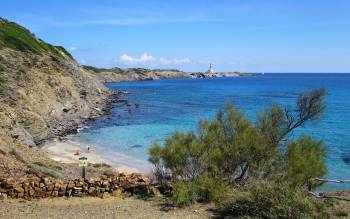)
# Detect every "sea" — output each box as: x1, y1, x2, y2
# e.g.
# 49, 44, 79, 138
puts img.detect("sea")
69, 73, 350, 191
